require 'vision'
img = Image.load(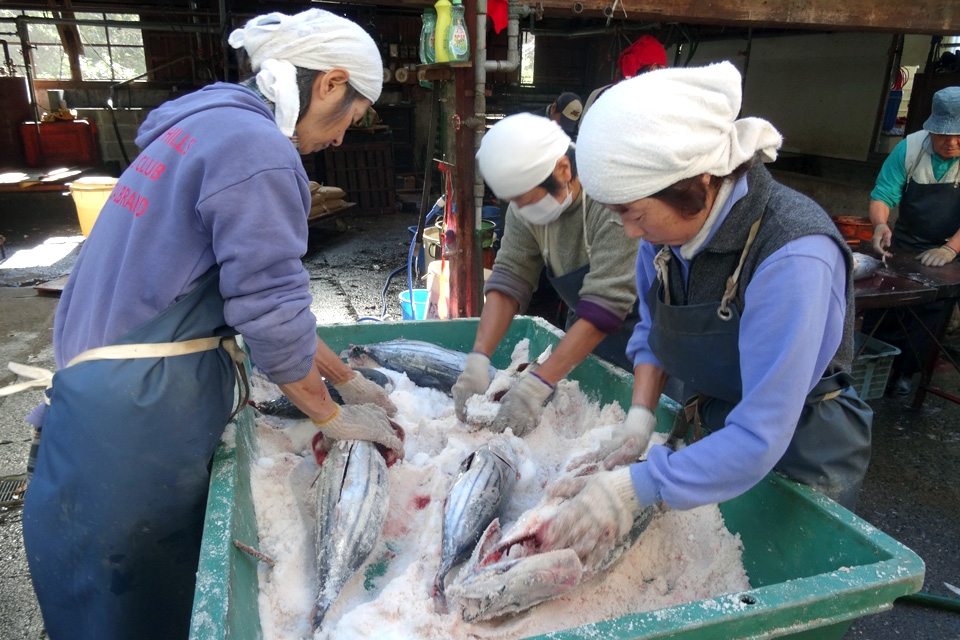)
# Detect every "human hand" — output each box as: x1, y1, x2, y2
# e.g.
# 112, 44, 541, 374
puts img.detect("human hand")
566, 406, 658, 474
452, 352, 492, 421
312, 404, 404, 459
488, 372, 554, 436
541, 468, 646, 569
334, 370, 397, 416
917, 244, 957, 267
871, 223, 893, 258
